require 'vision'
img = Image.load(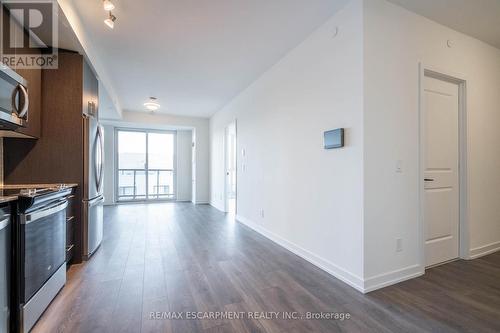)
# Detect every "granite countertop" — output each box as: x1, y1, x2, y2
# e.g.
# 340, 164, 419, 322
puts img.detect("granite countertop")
0, 183, 78, 203
0, 183, 78, 189
0, 195, 18, 204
